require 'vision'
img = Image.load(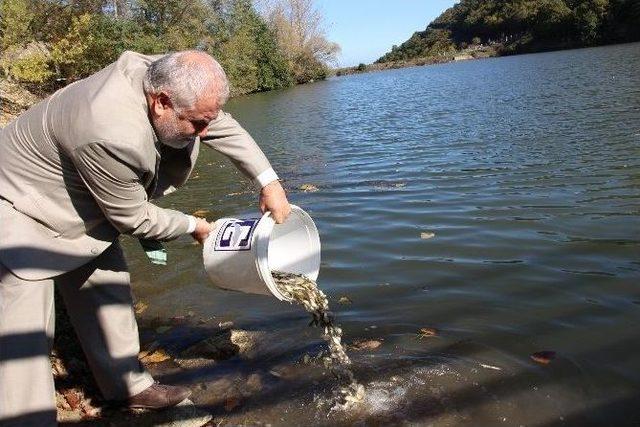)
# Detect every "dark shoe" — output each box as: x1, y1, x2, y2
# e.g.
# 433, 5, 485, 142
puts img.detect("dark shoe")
128, 382, 192, 409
